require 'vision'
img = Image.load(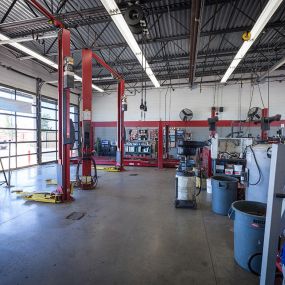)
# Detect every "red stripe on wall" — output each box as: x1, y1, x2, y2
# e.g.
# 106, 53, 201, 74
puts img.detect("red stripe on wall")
92, 120, 285, 128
